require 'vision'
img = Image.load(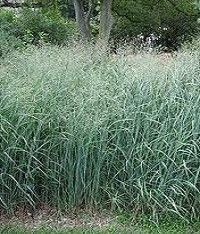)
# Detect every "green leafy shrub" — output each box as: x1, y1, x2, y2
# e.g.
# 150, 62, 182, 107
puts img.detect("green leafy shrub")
15, 9, 77, 45
0, 11, 24, 57
0, 10, 16, 31
0, 30, 24, 57
0, 9, 77, 48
